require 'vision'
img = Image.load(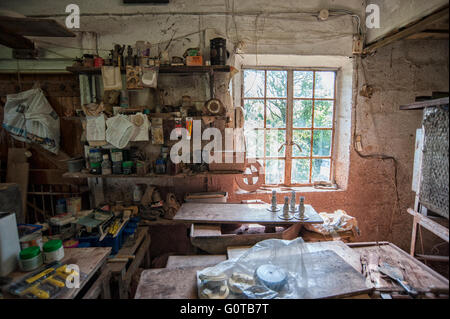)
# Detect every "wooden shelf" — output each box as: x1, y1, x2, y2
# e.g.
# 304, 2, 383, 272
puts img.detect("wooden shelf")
66, 65, 231, 75
63, 171, 243, 179
400, 97, 449, 110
